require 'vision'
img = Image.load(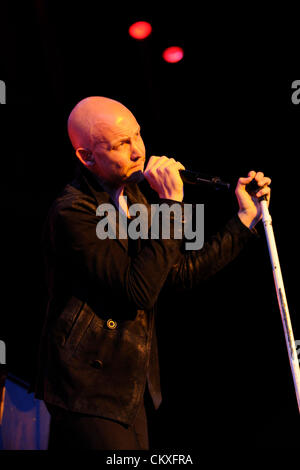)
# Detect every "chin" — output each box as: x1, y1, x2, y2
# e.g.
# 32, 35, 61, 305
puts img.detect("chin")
126, 170, 145, 184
